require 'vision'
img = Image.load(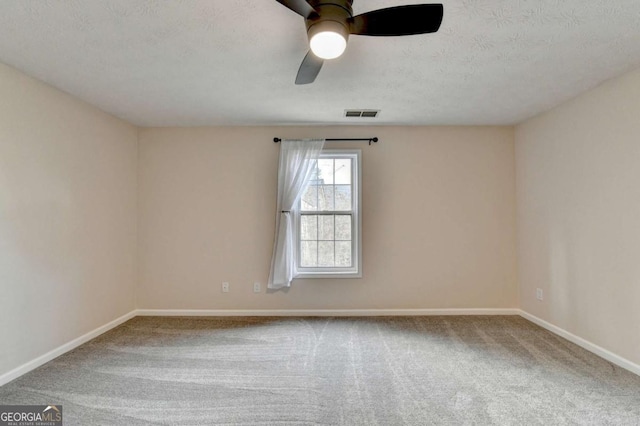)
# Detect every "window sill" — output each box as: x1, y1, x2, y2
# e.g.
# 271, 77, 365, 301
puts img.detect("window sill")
295, 271, 362, 279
